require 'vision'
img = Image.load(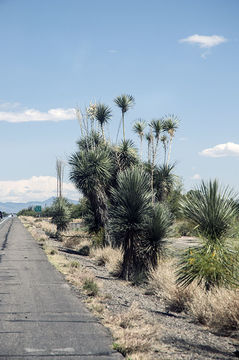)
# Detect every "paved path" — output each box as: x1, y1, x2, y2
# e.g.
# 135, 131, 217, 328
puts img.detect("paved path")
0, 218, 122, 359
